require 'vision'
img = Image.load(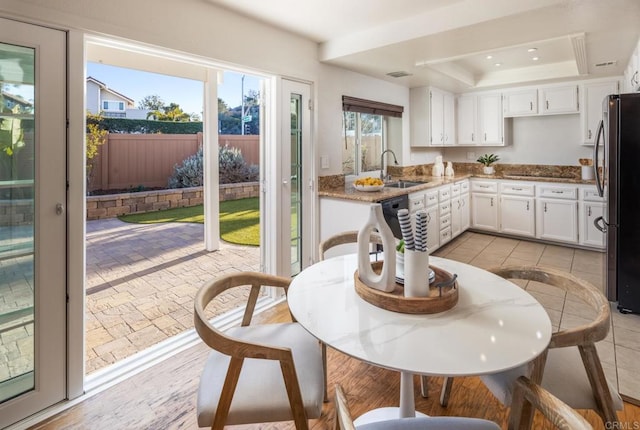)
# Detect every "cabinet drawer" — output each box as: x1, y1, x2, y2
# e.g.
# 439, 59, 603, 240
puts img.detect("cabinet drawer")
471, 181, 497, 193
581, 187, 605, 202
440, 212, 451, 229
438, 186, 451, 201
500, 182, 535, 196
440, 226, 452, 245
409, 194, 425, 212
459, 180, 470, 194
537, 185, 577, 199
451, 184, 461, 197
439, 201, 451, 215
425, 190, 439, 207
